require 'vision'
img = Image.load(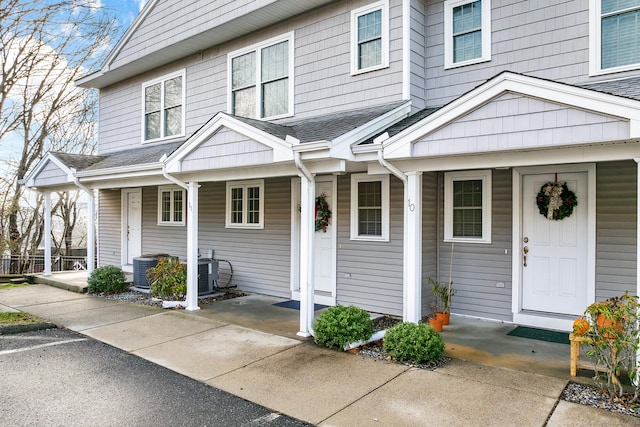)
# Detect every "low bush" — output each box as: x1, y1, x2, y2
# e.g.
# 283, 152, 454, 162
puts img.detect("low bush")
383, 321, 445, 364
146, 257, 187, 300
313, 305, 374, 350
87, 265, 128, 294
